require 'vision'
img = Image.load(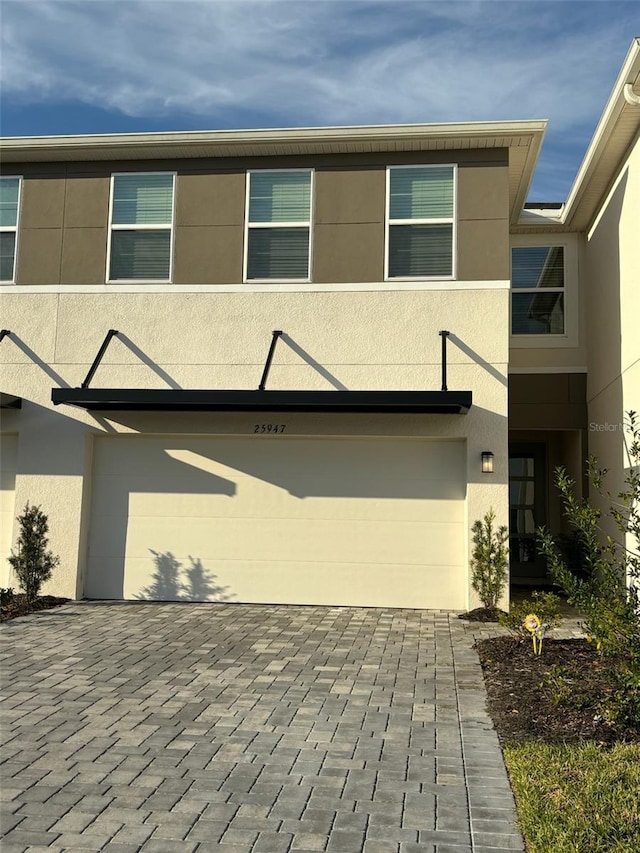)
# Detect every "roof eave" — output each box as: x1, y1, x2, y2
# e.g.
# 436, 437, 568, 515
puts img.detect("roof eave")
0, 119, 547, 160
560, 37, 640, 231
1, 119, 546, 228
